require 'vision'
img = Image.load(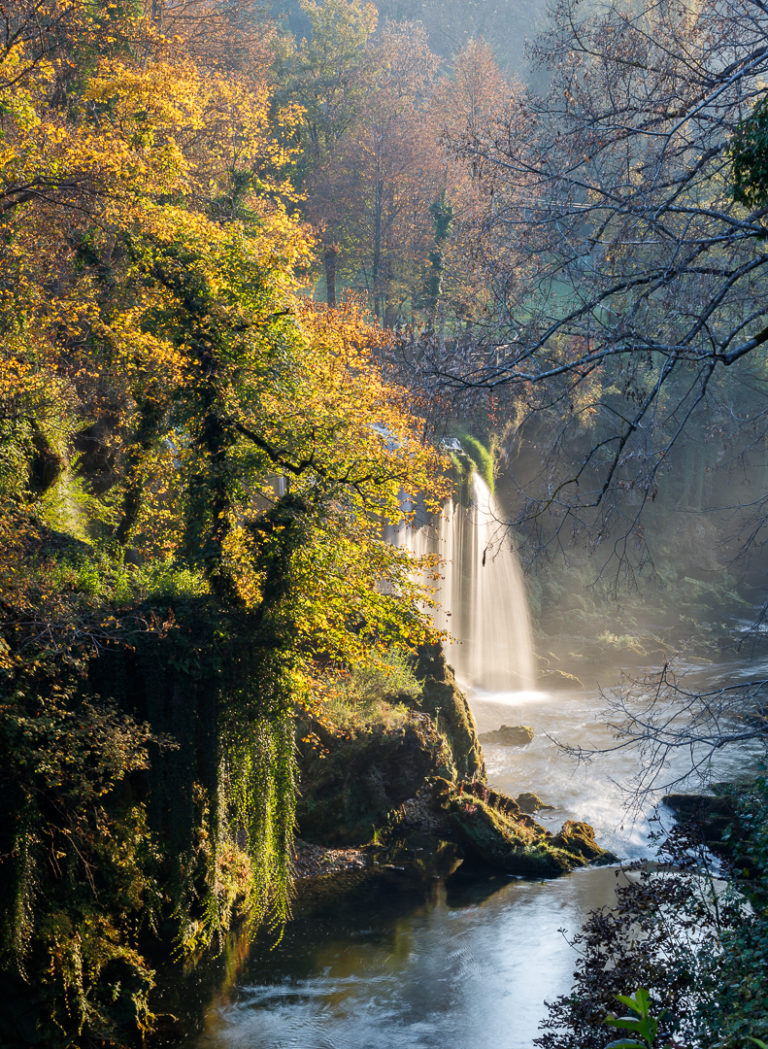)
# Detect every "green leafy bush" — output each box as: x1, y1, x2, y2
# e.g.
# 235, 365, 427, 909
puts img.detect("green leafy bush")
539, 777, 768, 1049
